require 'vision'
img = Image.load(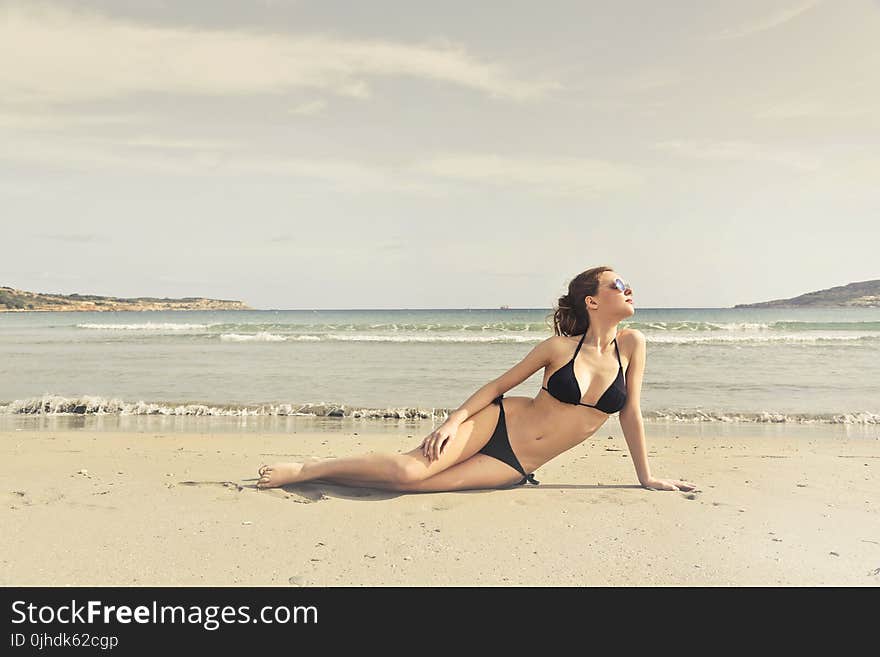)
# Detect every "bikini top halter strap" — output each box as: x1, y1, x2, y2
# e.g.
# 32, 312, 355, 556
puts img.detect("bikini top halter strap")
573, 330, 588, 358
574, 331, 618, 362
